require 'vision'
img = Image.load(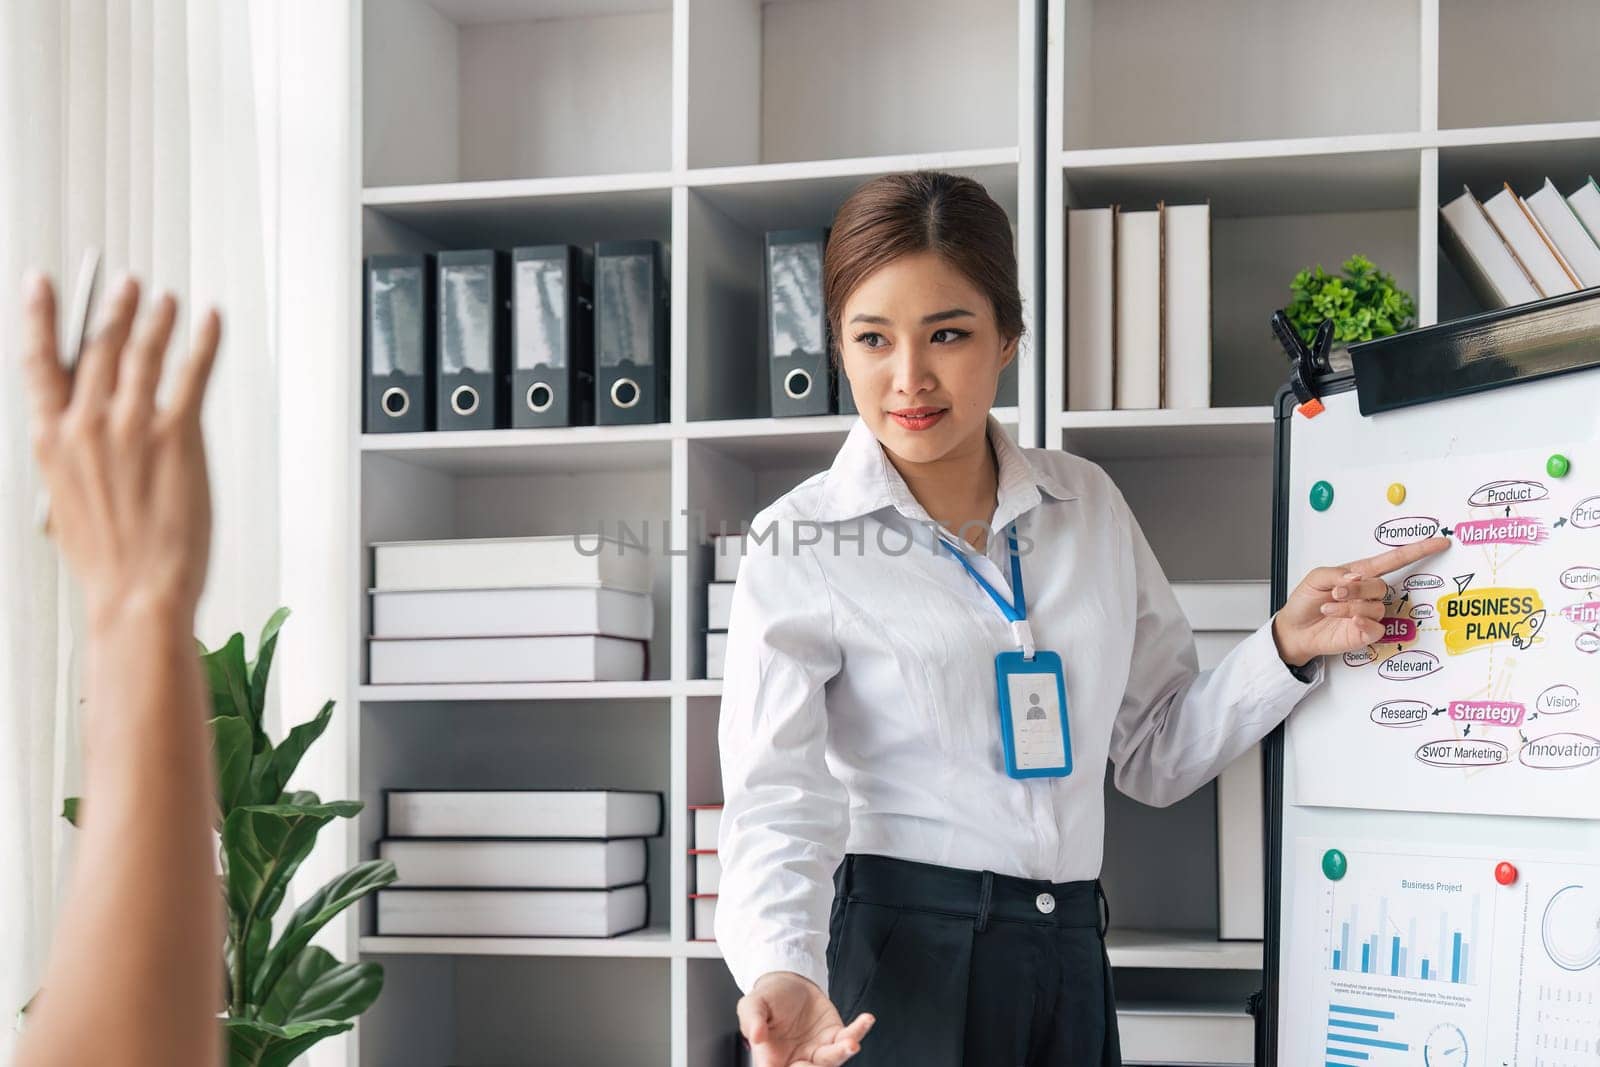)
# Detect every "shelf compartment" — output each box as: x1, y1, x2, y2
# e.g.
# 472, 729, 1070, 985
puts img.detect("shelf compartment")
362, 180, 673, 252
360, 457, 673, 681
686, 0, 1021, 169
1434, 129, 1600, 323
363, 0, 672, 187
1061, 150, 1419, 408
686, 958, 744, 1067
1436, 126, 1600, 204
355, 954, 669, 1067
1089, 451, 1274, 583
1440, 1, 1600, 131
357, 700, 674, 945
1059, 0, 1420, 150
